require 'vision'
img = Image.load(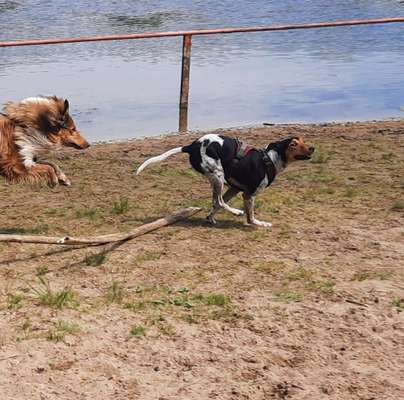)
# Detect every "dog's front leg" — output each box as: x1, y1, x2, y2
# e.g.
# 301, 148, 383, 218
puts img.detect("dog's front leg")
24, 164, 60, 187
243, 193, 272, 228
206, 172, 244, 218
40, 161, 71, 186
207, 186, 240, 224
